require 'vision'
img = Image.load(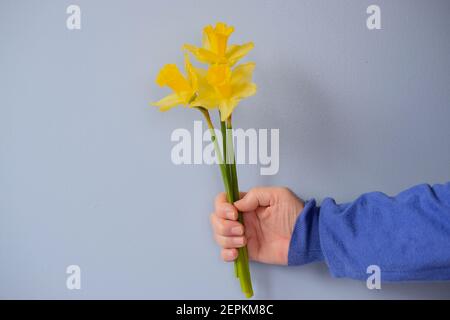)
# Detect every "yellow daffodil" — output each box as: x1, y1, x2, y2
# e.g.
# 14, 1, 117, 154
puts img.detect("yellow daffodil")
153, 55, 216, 111
184, 22, 254, 66
206, 62, 257, 121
